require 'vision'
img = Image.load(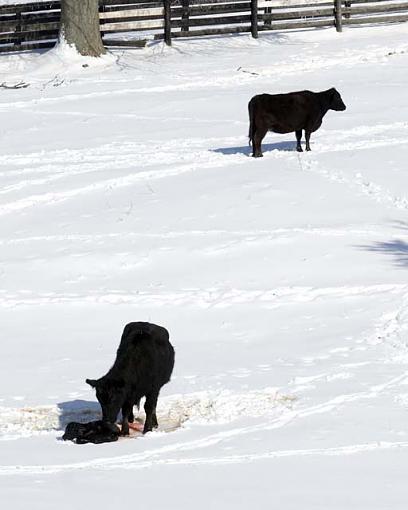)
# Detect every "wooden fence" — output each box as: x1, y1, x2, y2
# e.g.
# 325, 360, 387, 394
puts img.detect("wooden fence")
0, 0, 407, 53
